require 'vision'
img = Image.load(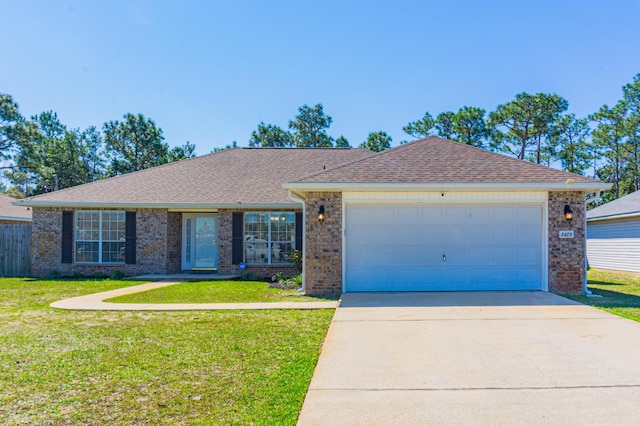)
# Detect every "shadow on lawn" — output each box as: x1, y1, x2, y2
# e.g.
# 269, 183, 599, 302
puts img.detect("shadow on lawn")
587, 280, 625, 287
582, 288, 640, 308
